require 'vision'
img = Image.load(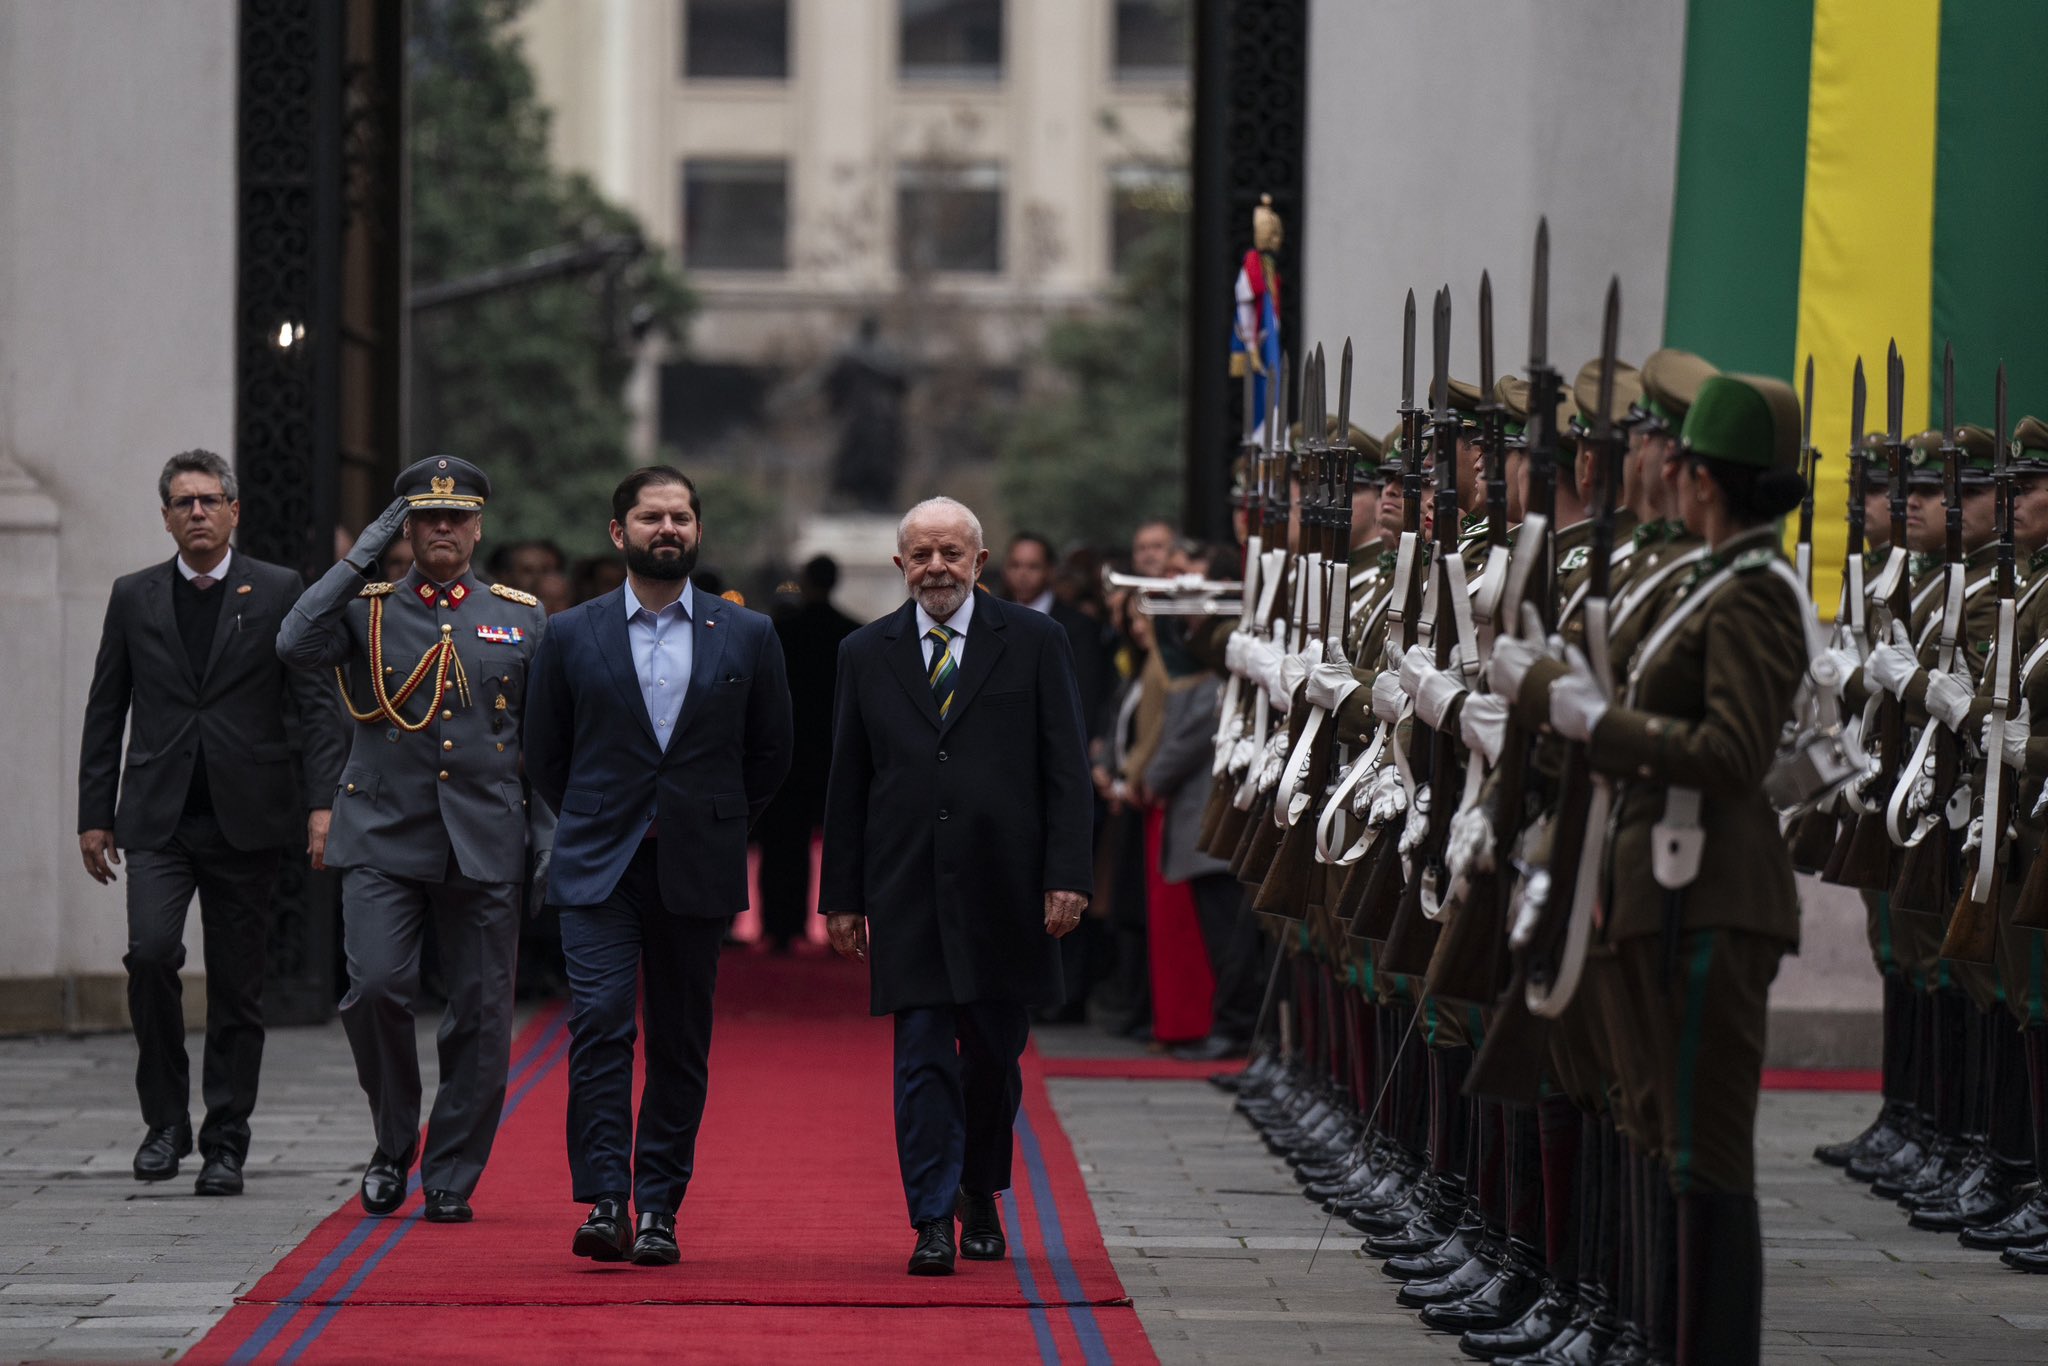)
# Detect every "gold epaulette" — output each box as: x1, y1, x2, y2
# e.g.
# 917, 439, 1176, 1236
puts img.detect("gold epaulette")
359, 581, 395, 597
490, 582, 539, 607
